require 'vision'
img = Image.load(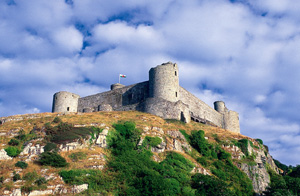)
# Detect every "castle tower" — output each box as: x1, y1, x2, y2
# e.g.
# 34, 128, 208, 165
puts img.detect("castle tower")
214, 101, 240, 133
214, 101, 226, 113
111, 83, 125, 90
52, 91, 80, 113
149, 62, 179, 102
